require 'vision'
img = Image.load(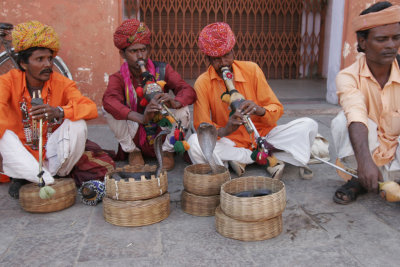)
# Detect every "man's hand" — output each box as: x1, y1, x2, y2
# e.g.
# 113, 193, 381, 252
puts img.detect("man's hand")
217, 110, 243, 137
238, 100, 265, 116
141, 96, 163, 124
30, 104, 60, 122
357, 158, 383, 192
154, 93, 182, 109
349, 122, 383, 192
0, 152, 4, 173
